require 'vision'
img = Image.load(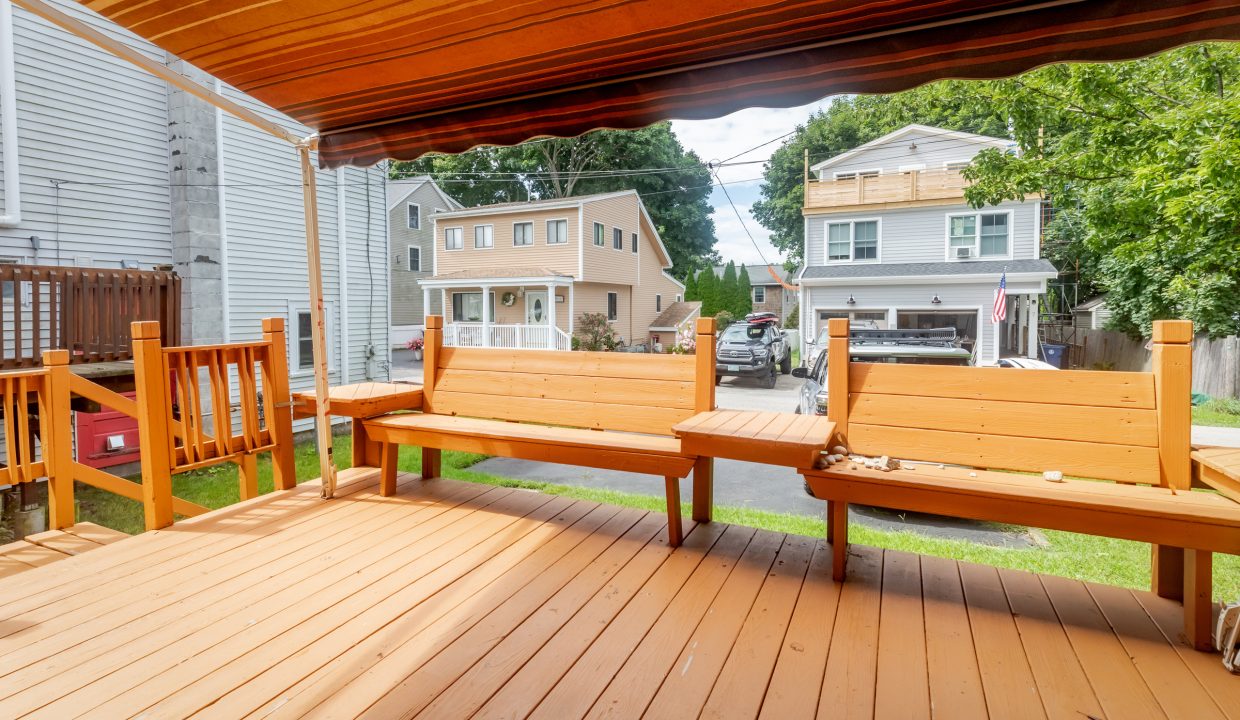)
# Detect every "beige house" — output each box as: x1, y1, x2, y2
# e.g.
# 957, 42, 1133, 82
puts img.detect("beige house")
423, 190, 685, 350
